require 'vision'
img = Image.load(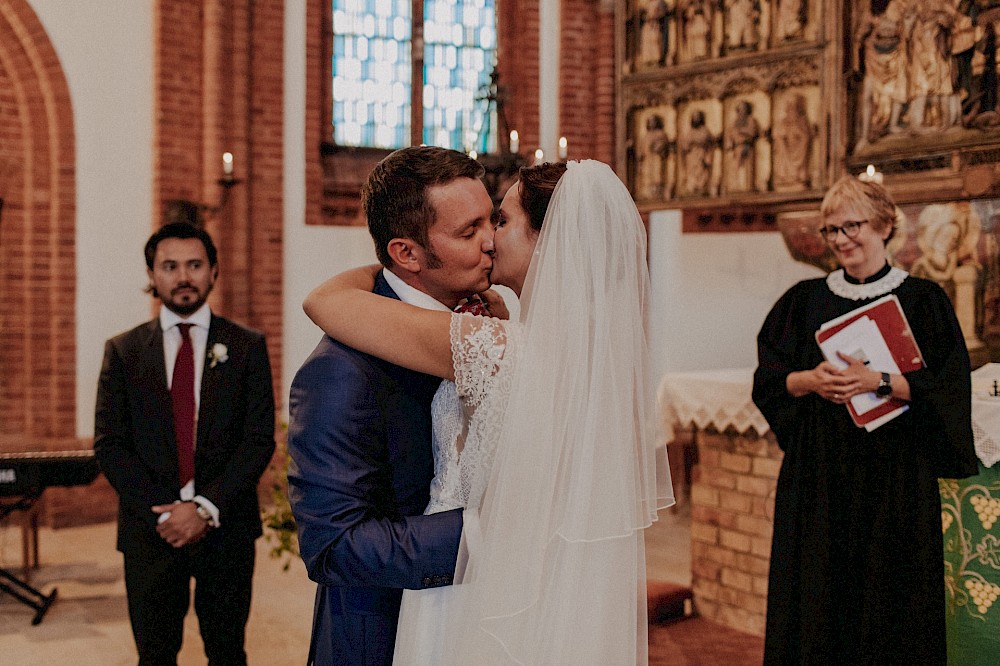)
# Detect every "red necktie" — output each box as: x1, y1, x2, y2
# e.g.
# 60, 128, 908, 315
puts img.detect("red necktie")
455, 295, 489, 316
172, 323, 195, 486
